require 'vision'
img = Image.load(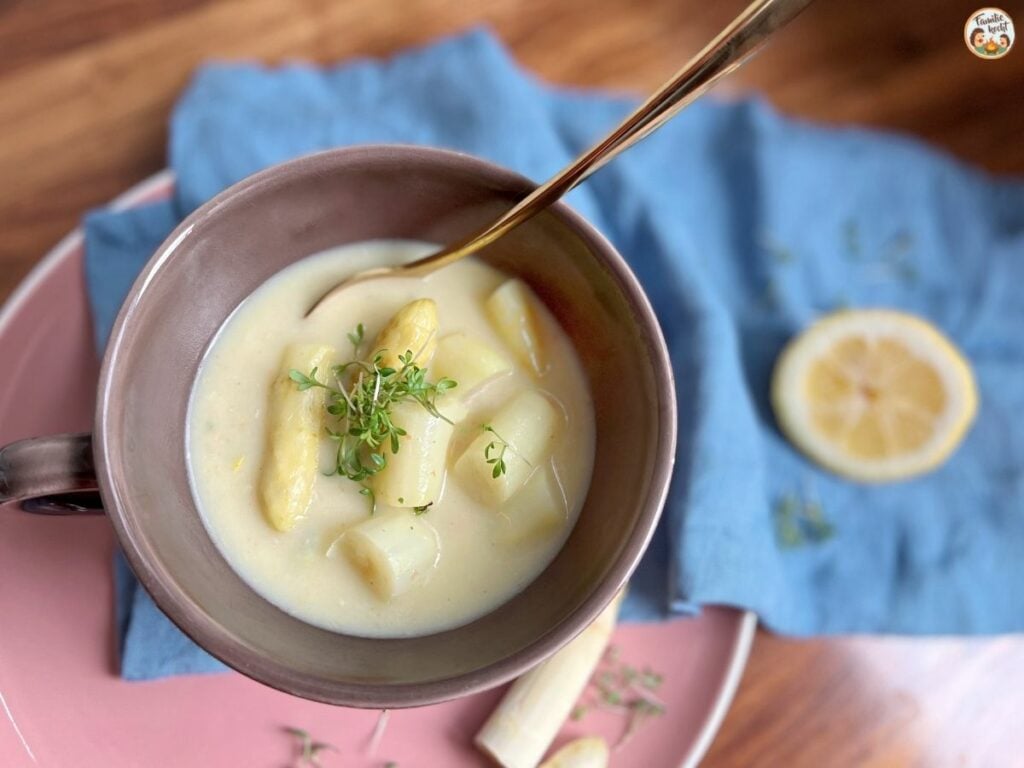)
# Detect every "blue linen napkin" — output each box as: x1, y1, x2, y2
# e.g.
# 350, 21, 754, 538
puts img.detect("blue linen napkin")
83, 30, 1024, 680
